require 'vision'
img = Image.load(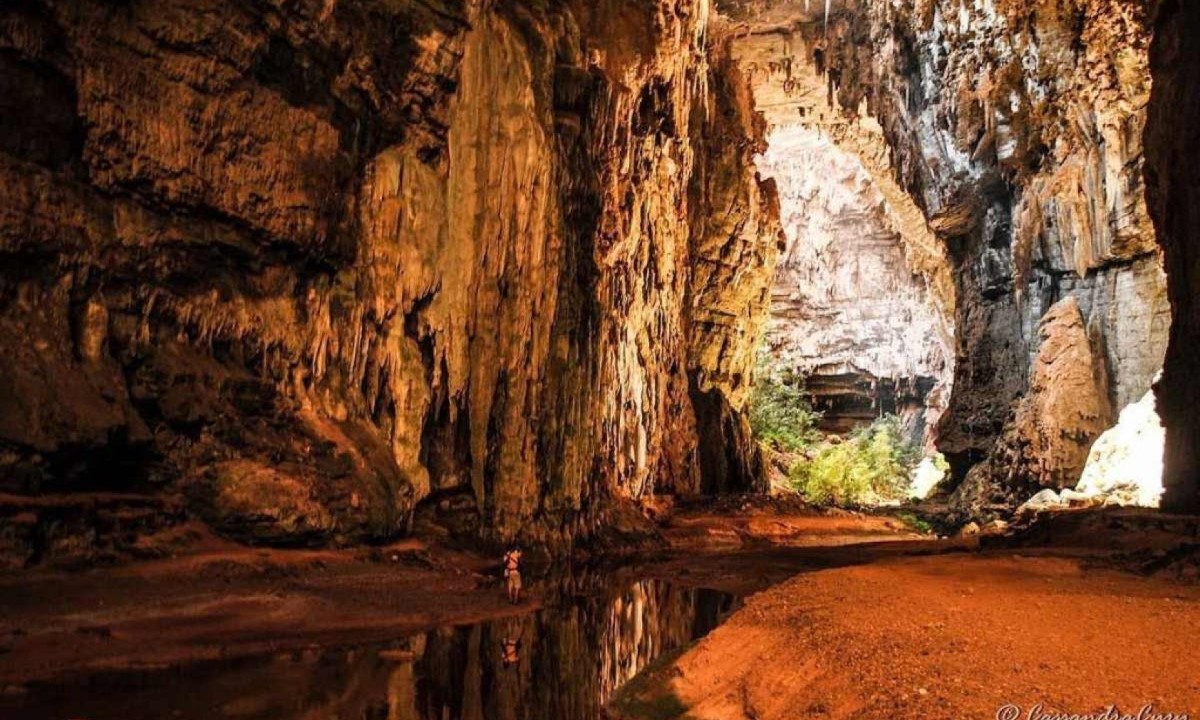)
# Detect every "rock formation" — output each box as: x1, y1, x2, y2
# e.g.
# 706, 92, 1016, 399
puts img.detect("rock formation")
0, 0, 780, 558
724, 0, 1173, 513
956, 296, 1114, 513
